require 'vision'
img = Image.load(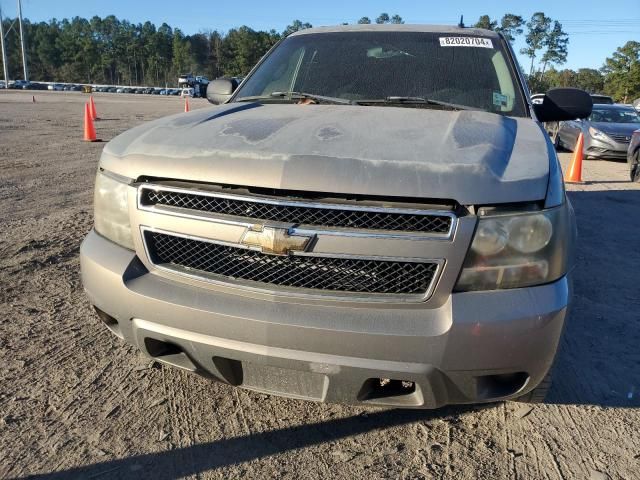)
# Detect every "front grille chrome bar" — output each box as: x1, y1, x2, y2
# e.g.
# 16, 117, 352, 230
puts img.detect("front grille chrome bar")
137, 183, 457, 240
